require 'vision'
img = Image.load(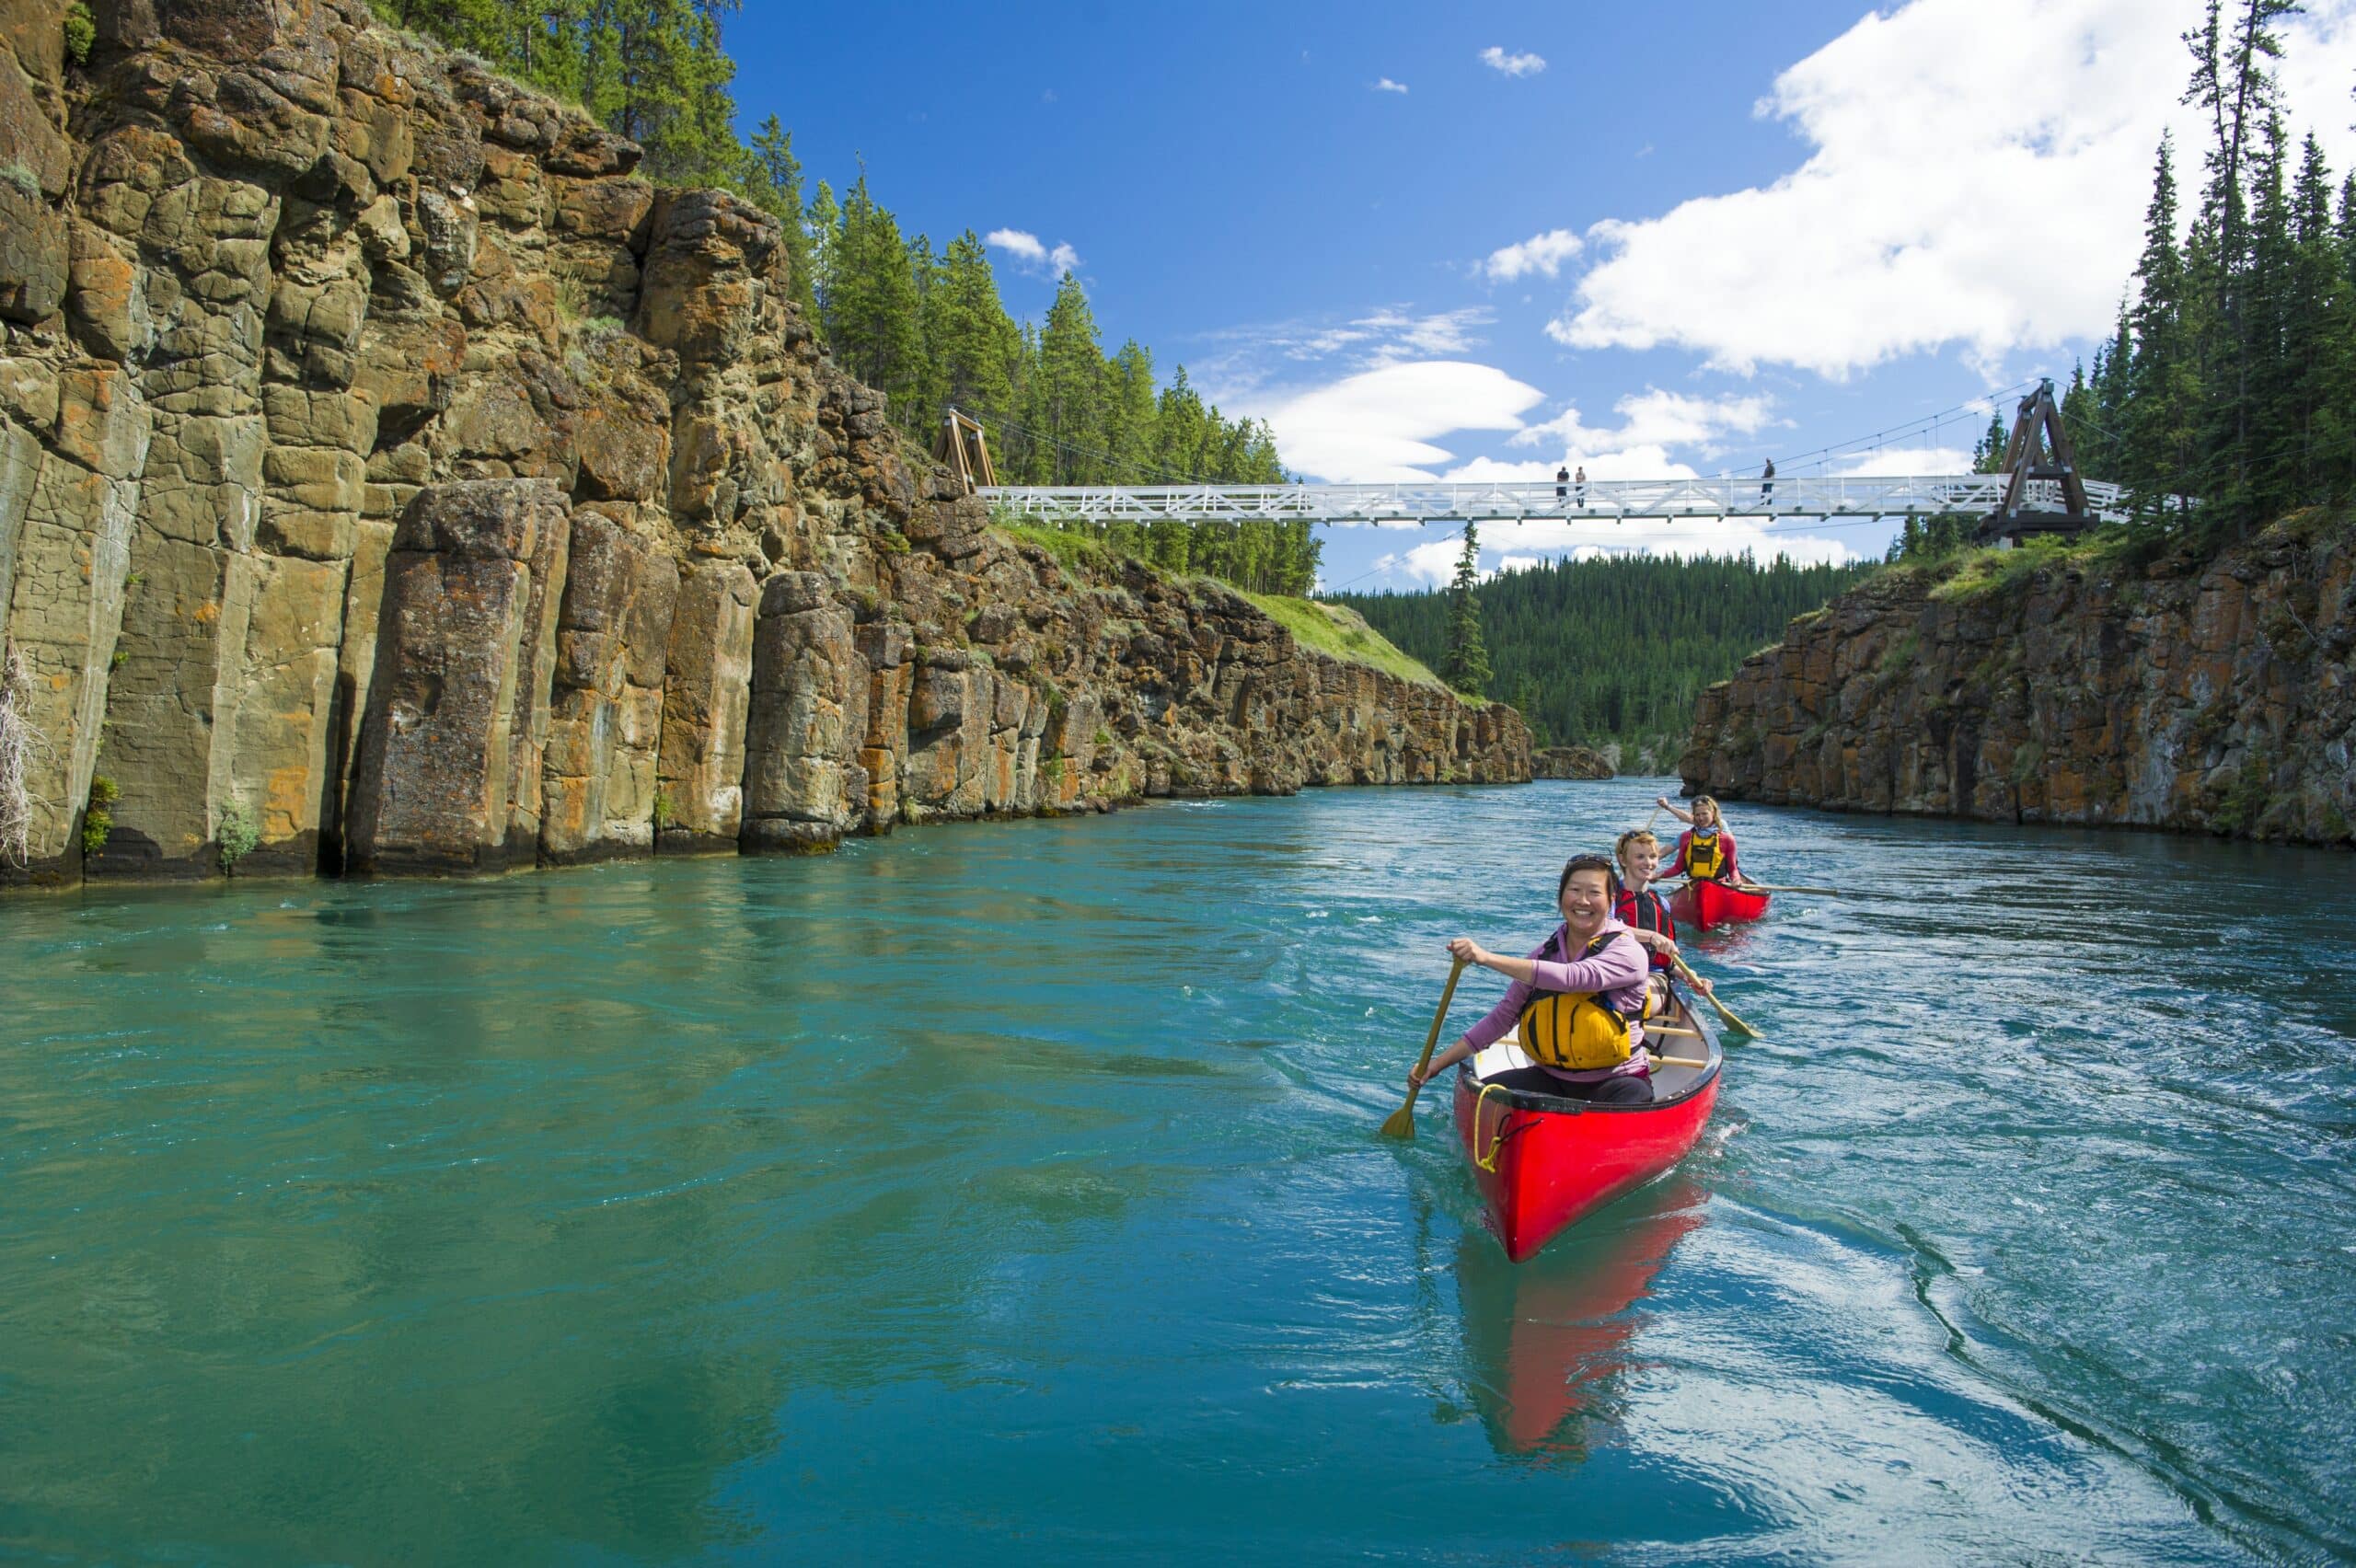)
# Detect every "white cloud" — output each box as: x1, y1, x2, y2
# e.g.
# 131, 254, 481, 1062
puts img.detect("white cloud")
1478, 46, 1547, 76
1251, 361, 1545, 482
1548, 0, 2356, 376
1192, 307, 1493, 401
1832, 444, 1974, 476
1484, 228, 1583, 282
1300, 301, 1479, 360
1372, 77, 1409, 94
985, 227, 1082, 277
1505, 387, 1781, 470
